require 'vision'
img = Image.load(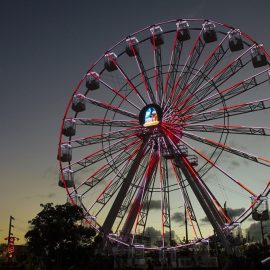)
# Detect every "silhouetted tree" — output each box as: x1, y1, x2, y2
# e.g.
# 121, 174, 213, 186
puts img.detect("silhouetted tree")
25, 203, 96, 270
